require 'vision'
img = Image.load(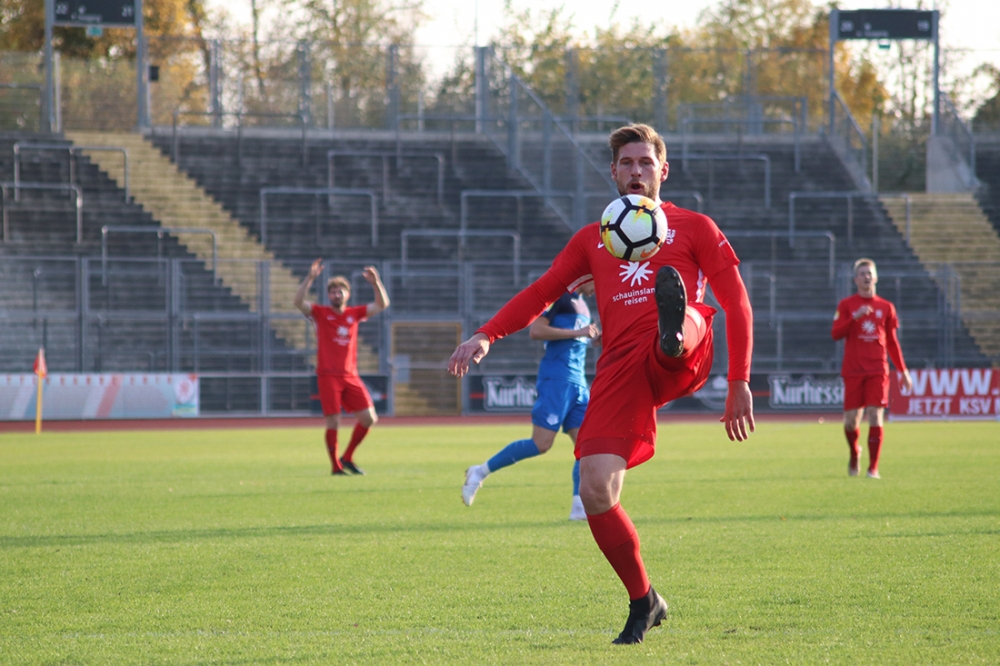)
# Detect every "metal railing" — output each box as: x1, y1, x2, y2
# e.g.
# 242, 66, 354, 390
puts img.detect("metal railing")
680, 118, 801, 173
679, 153, 772, 208
828, 91, 868, 183
661, 190, 704, 213
788, 191, 911, 247
259, 186, 379, 245
460, 189, 576, 235
484, 54, 619, 229
328, 149, 445, 207
1, 255, 990, 411
940, 93, 976, 183
13, 141, 130, 201
728, 231, 837, 284
171, 110, 309, 166
877, 193, 914, 244
400, 230, 521, 283
101, 225, 218, 285
1, 181, 83, 243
